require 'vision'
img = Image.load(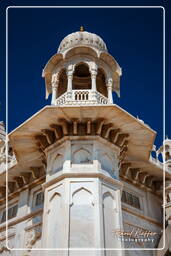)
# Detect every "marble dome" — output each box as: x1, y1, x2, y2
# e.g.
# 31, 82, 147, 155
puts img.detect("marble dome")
58, 29, 108, 53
